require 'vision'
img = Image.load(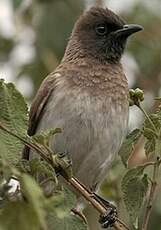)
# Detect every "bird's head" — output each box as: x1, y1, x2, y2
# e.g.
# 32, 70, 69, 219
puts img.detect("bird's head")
70, 7, 143, 63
